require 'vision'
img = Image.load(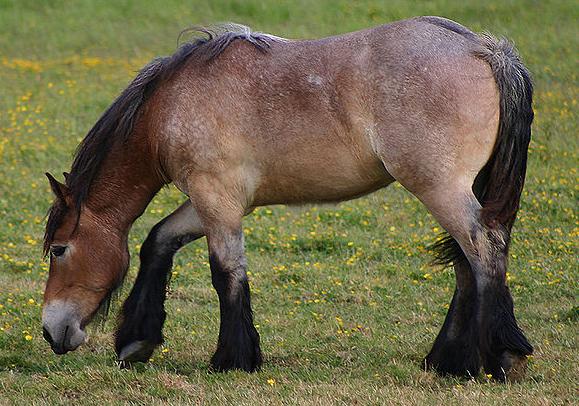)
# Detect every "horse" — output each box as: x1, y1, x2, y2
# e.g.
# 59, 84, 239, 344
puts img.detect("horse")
41, 16, 534, 381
